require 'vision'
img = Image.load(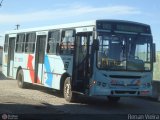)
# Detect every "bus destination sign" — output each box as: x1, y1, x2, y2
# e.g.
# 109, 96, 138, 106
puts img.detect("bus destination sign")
96, 21, 151, 34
